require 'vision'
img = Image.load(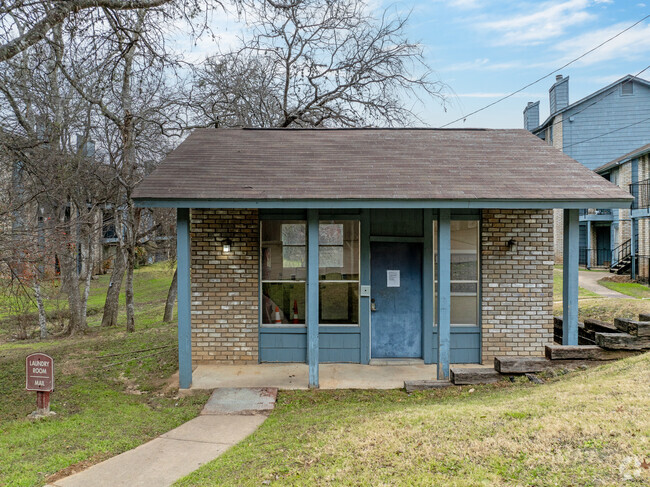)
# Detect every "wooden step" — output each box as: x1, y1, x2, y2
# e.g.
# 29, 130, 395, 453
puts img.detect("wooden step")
494, 356, 551, 374
639, 313, 650, 322
583, 318, 618, 334
450, 367, 500, 385
404, 380, 452, 393
614, 318, 650, 337
595, 332, 650, 350
545, 344, 635, 361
